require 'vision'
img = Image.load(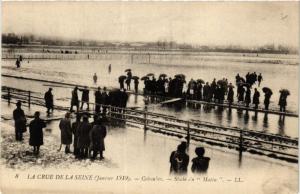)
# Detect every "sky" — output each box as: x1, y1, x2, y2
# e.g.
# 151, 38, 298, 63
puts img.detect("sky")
2, 1, 300, 48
